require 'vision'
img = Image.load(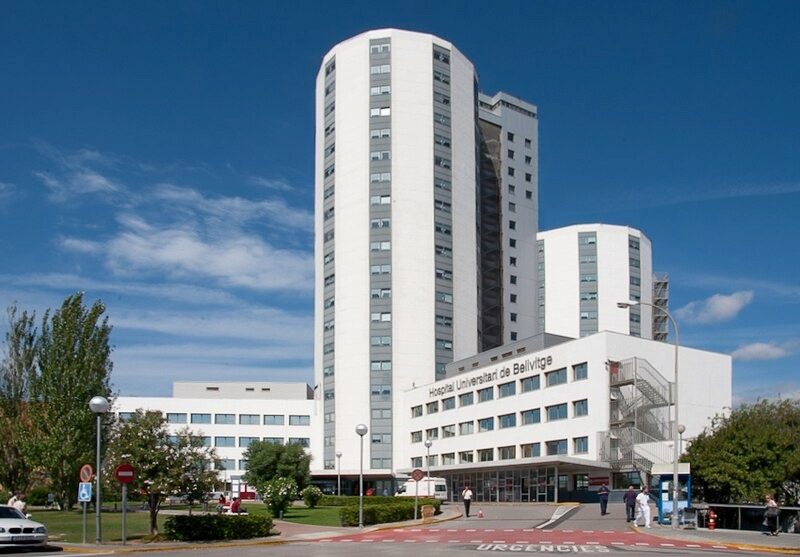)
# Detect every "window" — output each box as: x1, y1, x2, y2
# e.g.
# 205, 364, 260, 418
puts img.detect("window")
442, 396, 455, 410
477, 387, 493, 402
239, 414, 259, 425
426, 401, 439, 414
546, 368, 567, 387
371, 312, 391, 322
191, 413, 211, 424
499, 413, 516, 429
459, 421, 474, 435
442, 424, 456, 438
526, 190, 533, 199
434, 112, 451, 125
510, 331, 517, 341
433, 50, 450, 64
521, 374, 540, 392
370, 264, 391, 274
370, 150, 391, 161
369, 64, 391, 74
573, 362, 588, 380
411, 431, 422, 443
323, 366, 334, 377
574, 436, 589, 454
372, 433, 391, 444
370, 241, 391, 252
498, 381, 516, 398
370, 172, 391, 182
264, 414, 284, 425
434, 199, 451, 213
371, 194, 391, 205
510, 294, 517, 303
426, 427, 438, 440
411, 405, 423, 418
459, 392, 474, 406
525, 173, 532, 183
521, 408, 541, 425
573, 399, 589, 417
509, 238, 517, 248
524, 138, 532, 148
370, 218, 390, 228
433, 69, 450, 83
434, 92, 450, 105
499, 446, 516, 460
166, 413, 187, 424
371, 384, 391, 397
289, 415, 311, 426
323, 342, 333, 354
216, 459, 235, 471
370, 336, 391, 347
525, 155, 532, 164
324, 273, 335, 286
263, 437, 283, 445
411, 456, 422, 468
435, 222, 452, 235
459, 451, 474, 463
436, 268, 453, 281
371, 287, 391, 298
436, 314, 453, 327
215, 414, 235, 425
508, 167, 515, 177
436, 338, 453, 350
434, 178, 451, 191
478, 417, 494, 432
580, 311, 598, 320
288, 437, 310, 448
580, 274, 597, 283
546, 439, 568, 455
509, 220, 516, 230
580, 291, 597, 301
370, 107, 391, 117
372, 408, 391, 419
442, 453, 455, 465
478, 448, 494, 462
434, 133, 451, 147
521, 442, 540, 458
547, 403, 568, 421
436, 291, 453, 304
507, 132, 515, 141
370, 43, 390, 54
435, 156, 451, 169
215, 436, 235, 447
239, 436, 259, 448
370, 128, 391, 138
370, 85, 391, 95
510, 312, 517, 322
